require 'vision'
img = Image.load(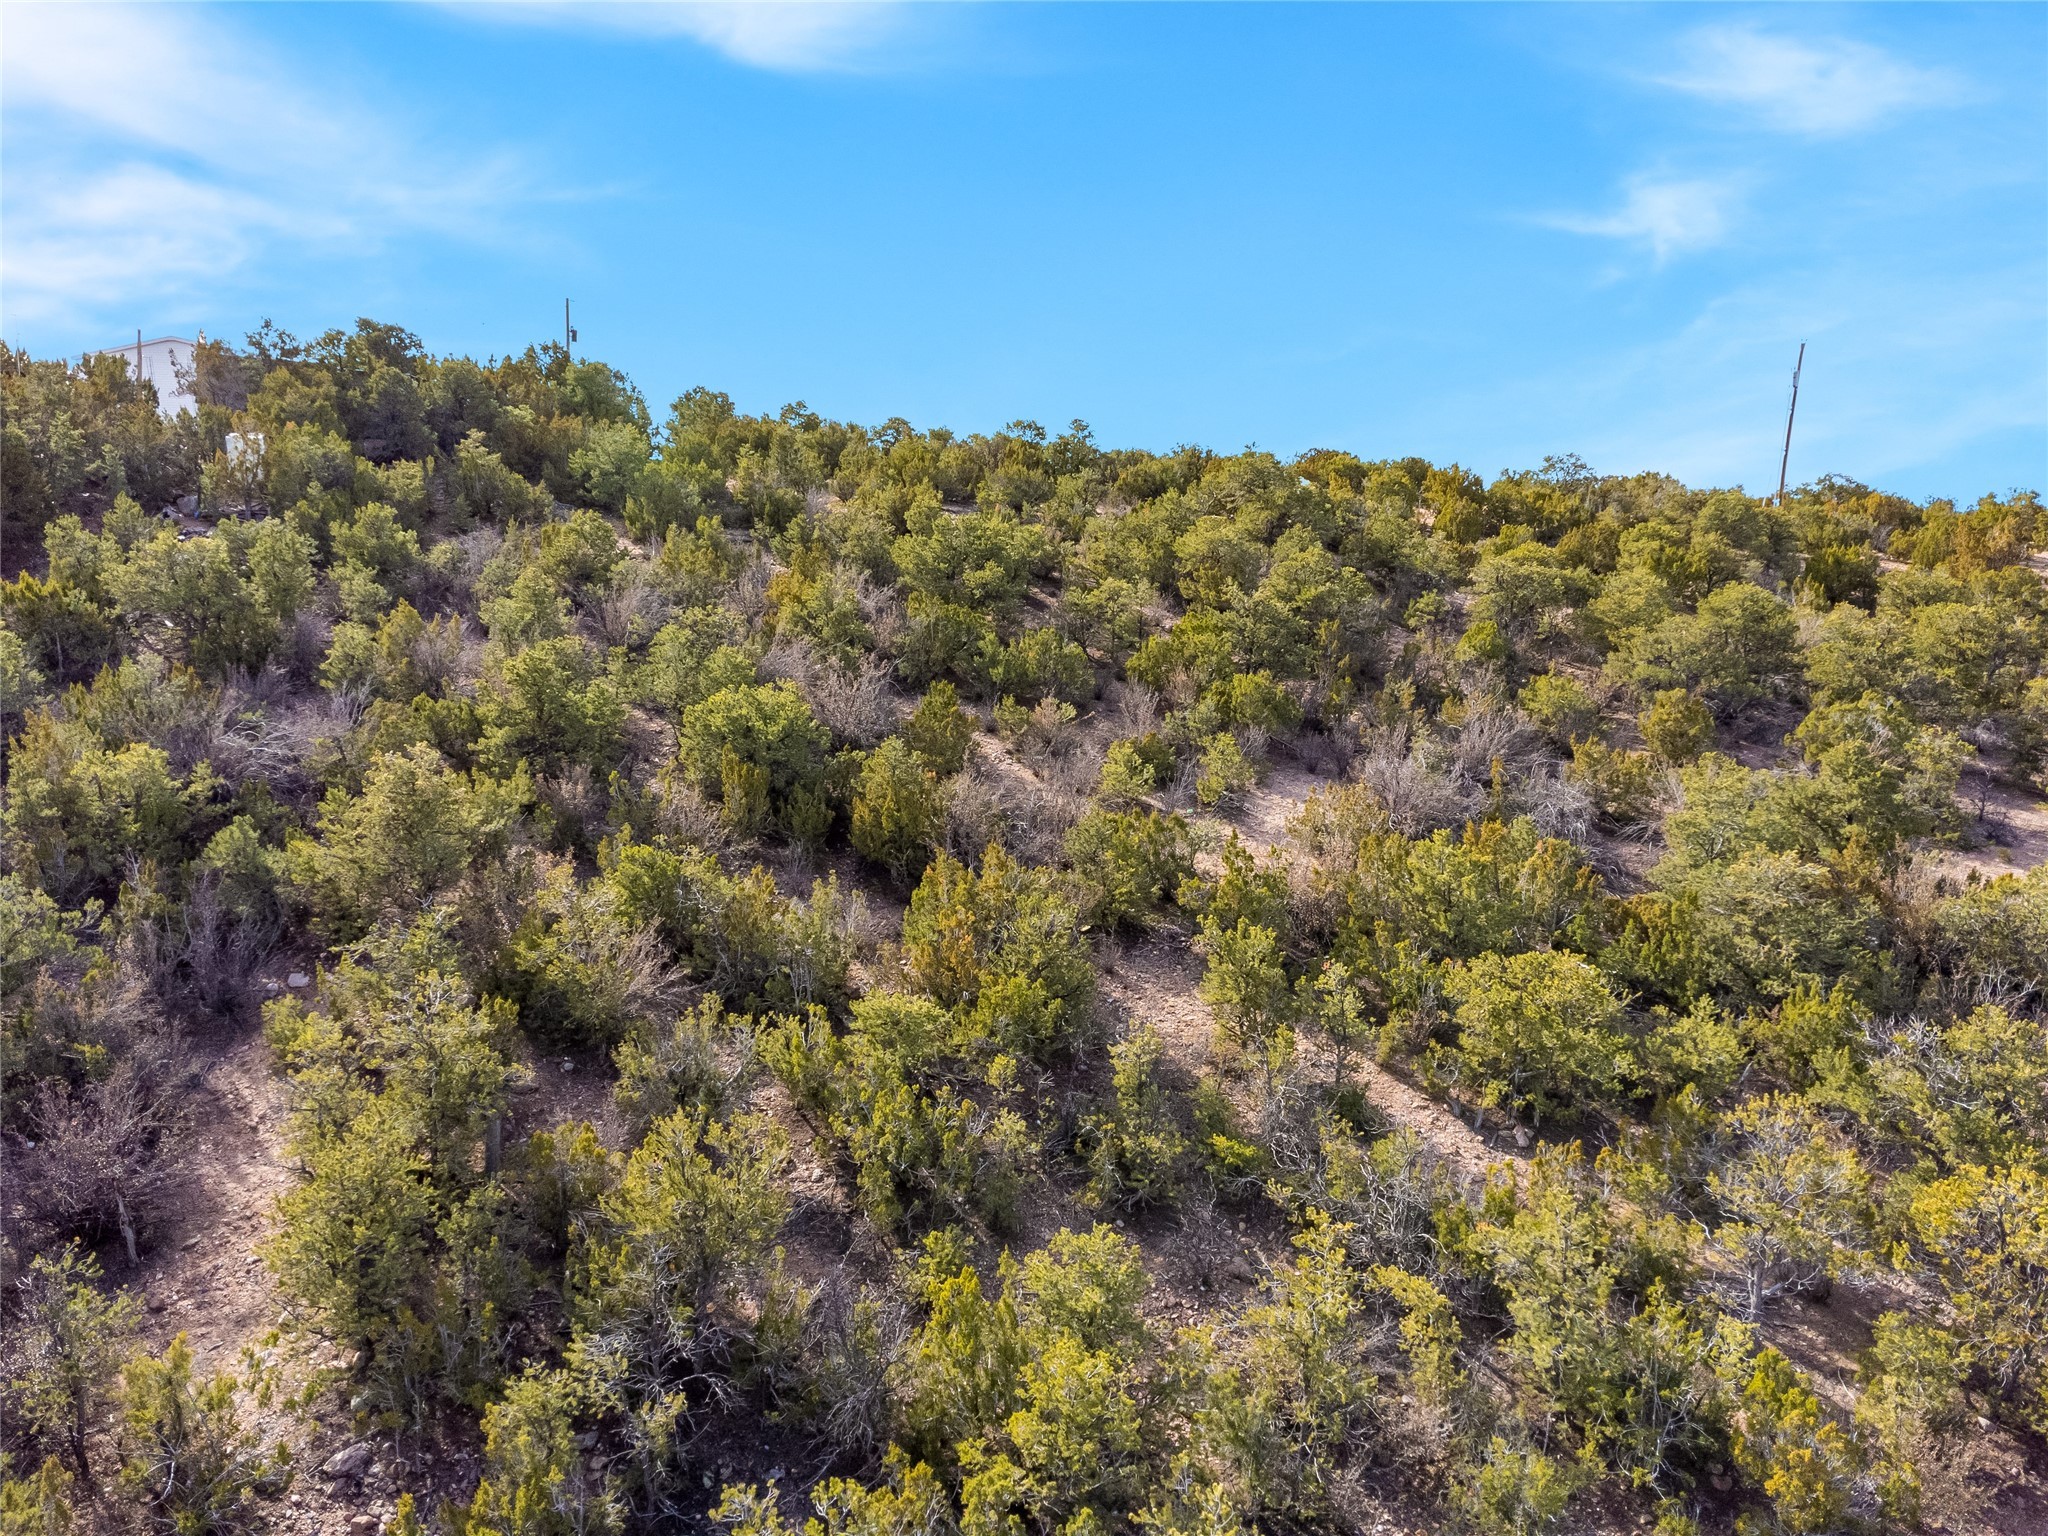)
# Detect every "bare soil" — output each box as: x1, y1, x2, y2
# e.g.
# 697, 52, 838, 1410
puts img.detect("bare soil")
119, 1009, 456, 1536
1937, 773, 2048, 882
